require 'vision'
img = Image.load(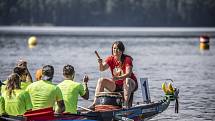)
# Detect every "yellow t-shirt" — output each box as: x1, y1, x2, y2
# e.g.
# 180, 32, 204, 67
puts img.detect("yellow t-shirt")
0, 96, 5, 115
1, 80, 31, 94
21, 81, 32, 90
57, 80, 85, 114
2, 89, 32, 116
1, 80, 7, 95
26, 80, 63, 110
